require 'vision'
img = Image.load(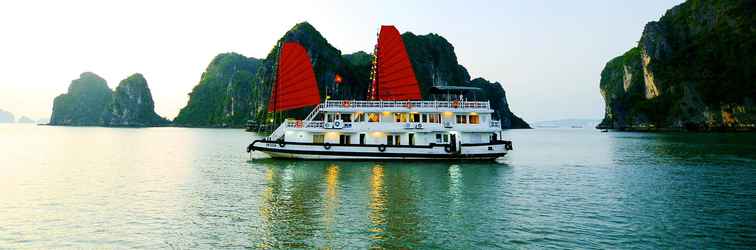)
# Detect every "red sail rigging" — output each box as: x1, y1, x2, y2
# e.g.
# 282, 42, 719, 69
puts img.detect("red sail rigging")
268, 42, 321, 112
371, 25, 421, 100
